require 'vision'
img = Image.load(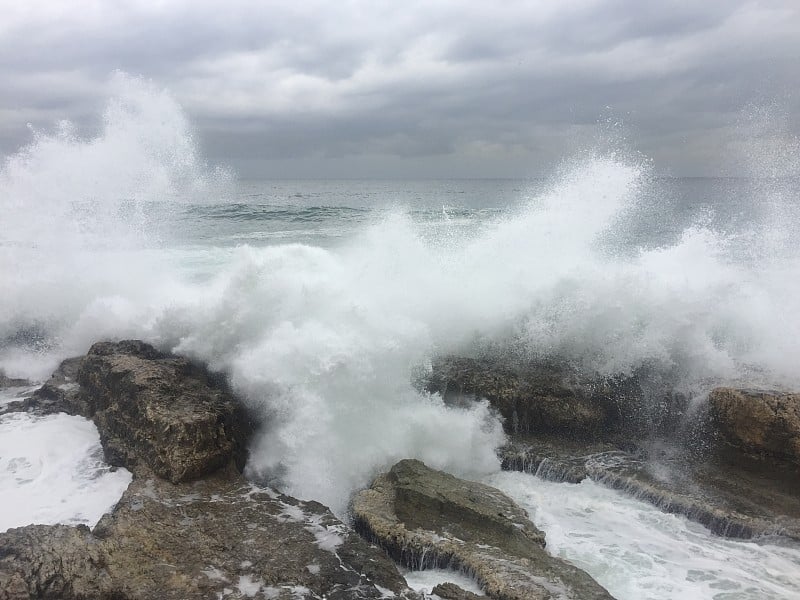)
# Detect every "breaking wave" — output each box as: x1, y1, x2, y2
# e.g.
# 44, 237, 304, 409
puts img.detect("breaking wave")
2, 74, 799, 514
